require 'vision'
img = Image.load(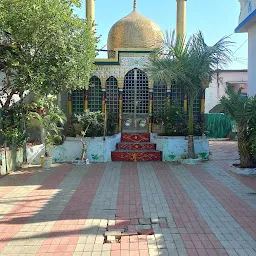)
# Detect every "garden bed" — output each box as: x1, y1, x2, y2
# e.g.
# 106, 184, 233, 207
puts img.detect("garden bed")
150, 133, 209, 162
27, 134, 121, 164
